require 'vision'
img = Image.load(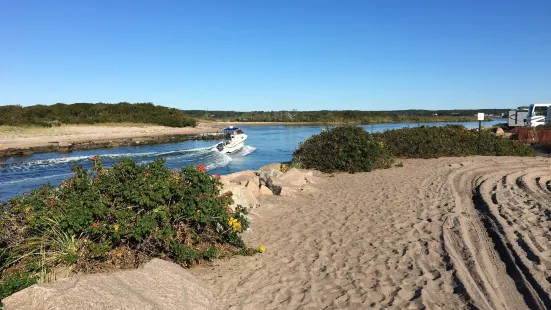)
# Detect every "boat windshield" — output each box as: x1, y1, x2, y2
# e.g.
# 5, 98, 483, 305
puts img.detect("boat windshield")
223, 127, 243, 136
